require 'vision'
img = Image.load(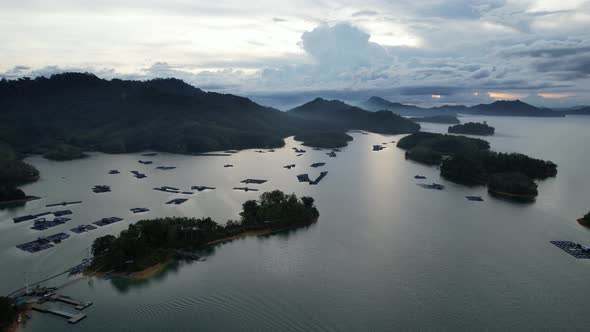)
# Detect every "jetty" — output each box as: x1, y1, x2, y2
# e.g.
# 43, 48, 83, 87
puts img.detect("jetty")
191, 186, 216, 191
240, 179, 267, 184
310, 171, 328, 185
16, 233, 70, 253
70, 224, 97, 234
46, 201, 82, 208
233, 187, 259, 192
166, 198, 188, 205
311, 162, 326, 168
284, 164, 296, 169
93, 217, 124, 227
550, 241, 590, 259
